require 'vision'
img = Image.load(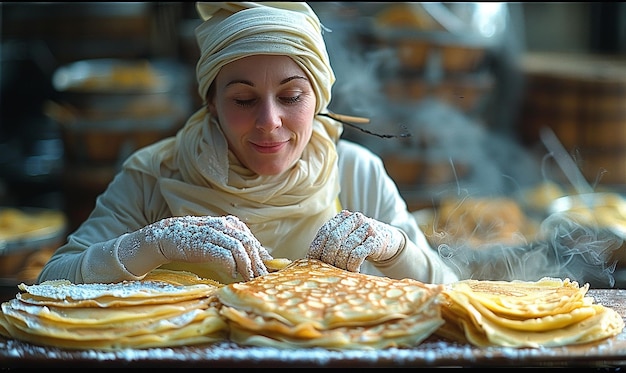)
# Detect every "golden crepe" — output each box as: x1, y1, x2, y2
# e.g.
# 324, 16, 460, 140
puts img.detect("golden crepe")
423, 196, 538, 249
214, 258, 445, 350
143, 268, 224, 287
0, 269, 227, 350
263, 257, 293, 272
437, 277, 625, 348
0, 207, 66, 242
15, 279, 216, 308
